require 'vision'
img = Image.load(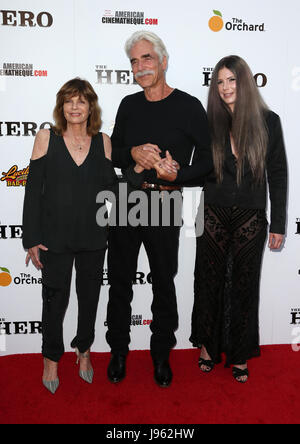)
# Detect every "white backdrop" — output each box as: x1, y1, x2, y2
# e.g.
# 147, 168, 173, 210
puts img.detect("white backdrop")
1, 0, 299, 357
